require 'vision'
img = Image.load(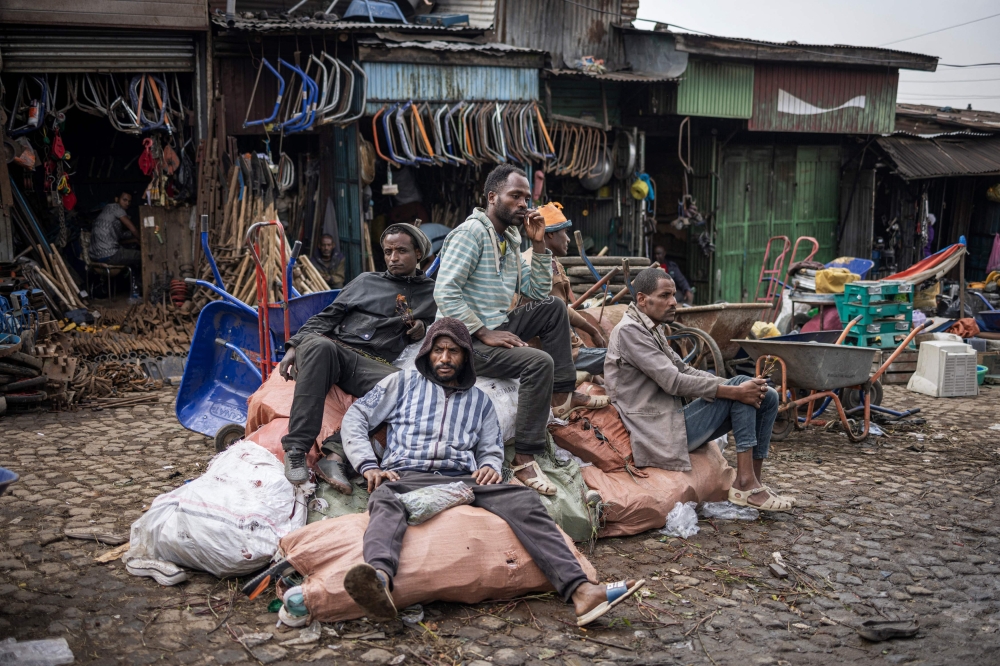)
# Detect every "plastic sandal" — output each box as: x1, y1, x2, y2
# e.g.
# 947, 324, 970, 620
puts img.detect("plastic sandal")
728, 486, 793, 512
510, 460, 558, 496
576, 579, 646, 627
